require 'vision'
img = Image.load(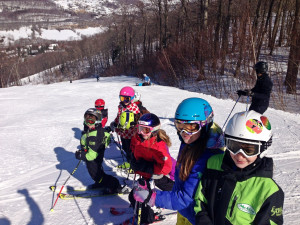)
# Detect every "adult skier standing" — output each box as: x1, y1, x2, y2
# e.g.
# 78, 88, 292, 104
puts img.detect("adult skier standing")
237, 61, 273, 114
